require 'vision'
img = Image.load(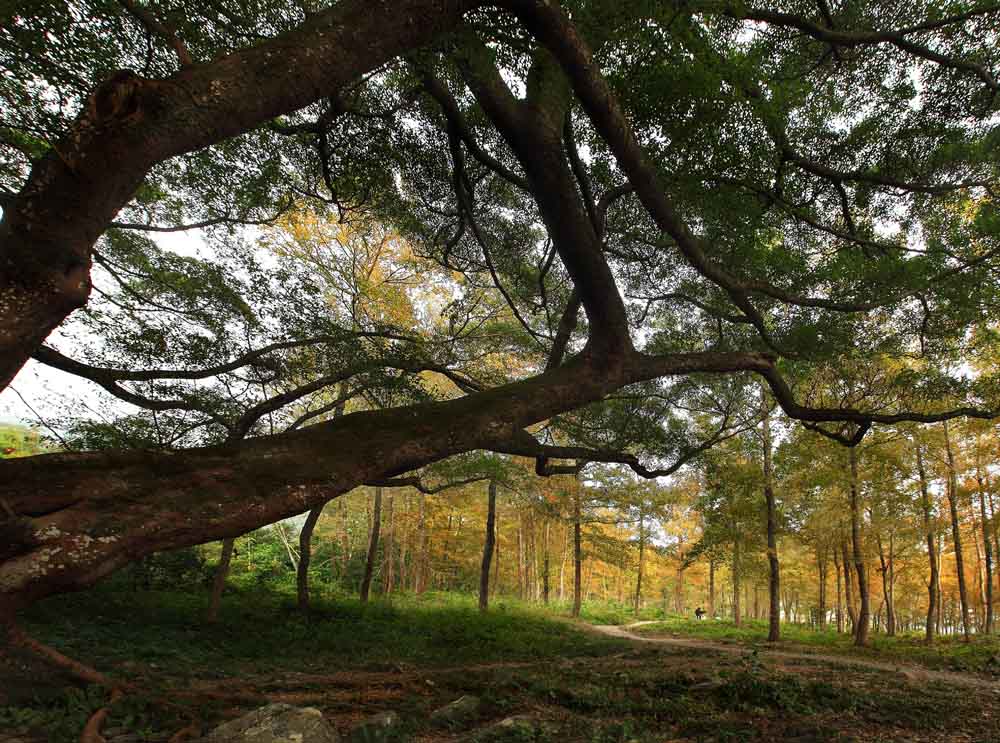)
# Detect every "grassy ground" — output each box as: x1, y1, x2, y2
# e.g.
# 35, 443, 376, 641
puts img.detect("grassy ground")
3, 586, 999, 742
631, 616, 1000, 676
